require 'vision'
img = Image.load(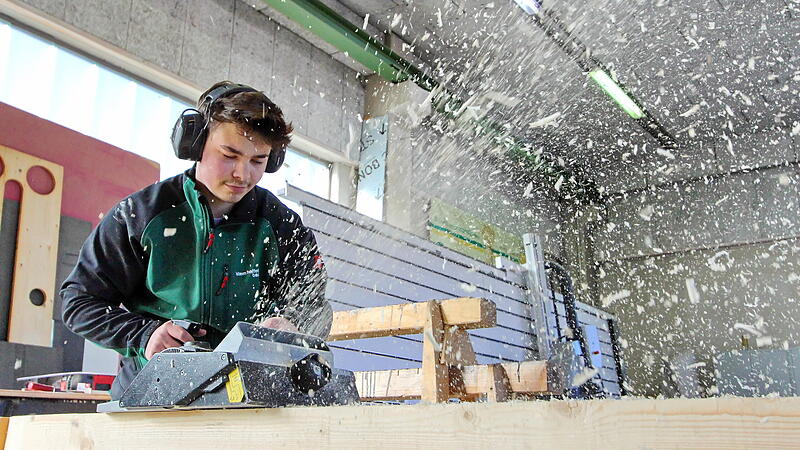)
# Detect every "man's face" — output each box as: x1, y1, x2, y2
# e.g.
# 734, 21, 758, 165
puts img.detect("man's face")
195, 121, 271, 207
